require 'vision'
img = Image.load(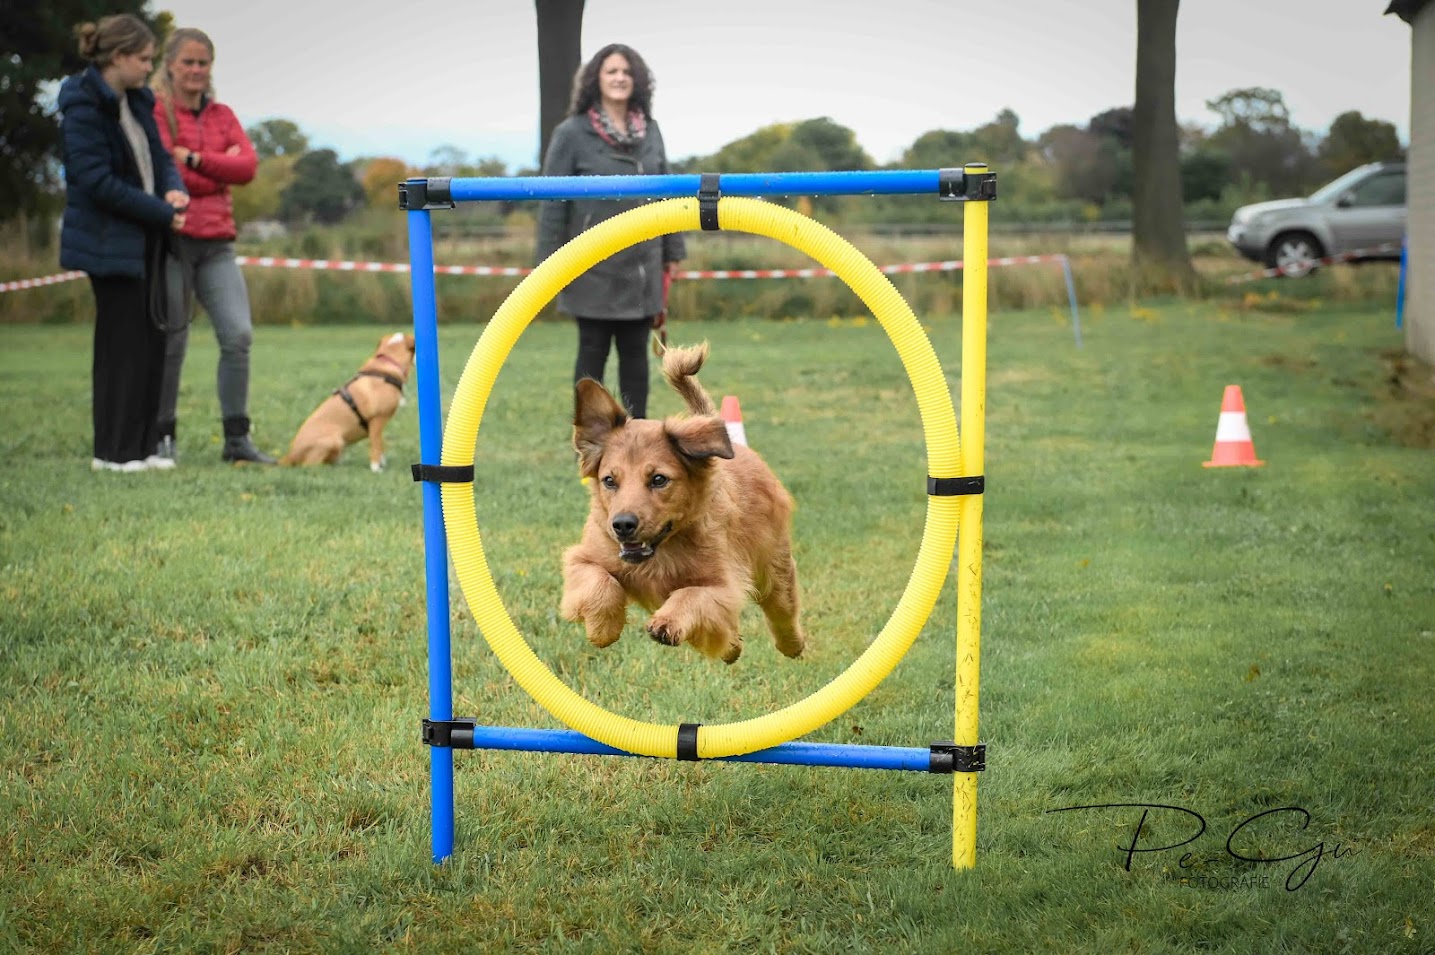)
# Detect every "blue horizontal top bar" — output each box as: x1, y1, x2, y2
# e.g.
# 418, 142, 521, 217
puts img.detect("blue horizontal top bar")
445, 169, 942, 203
